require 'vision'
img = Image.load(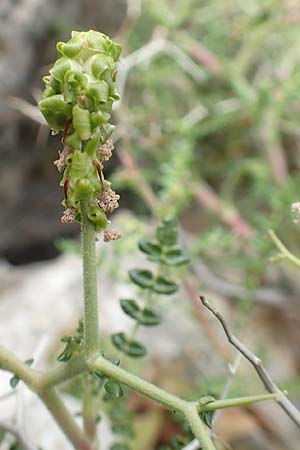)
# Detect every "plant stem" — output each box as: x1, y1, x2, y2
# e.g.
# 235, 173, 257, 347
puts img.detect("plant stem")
201, 392, 285, 412
39, 355, 87, 390
89, 356, 217, 450
40, 387, 91, 450
183, 404, 216, 450
268, 229, 300, 268
82, 377, 97, 447
0, 346, 37, 389
89, 356, 185, 411
81, 200, 100, 358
